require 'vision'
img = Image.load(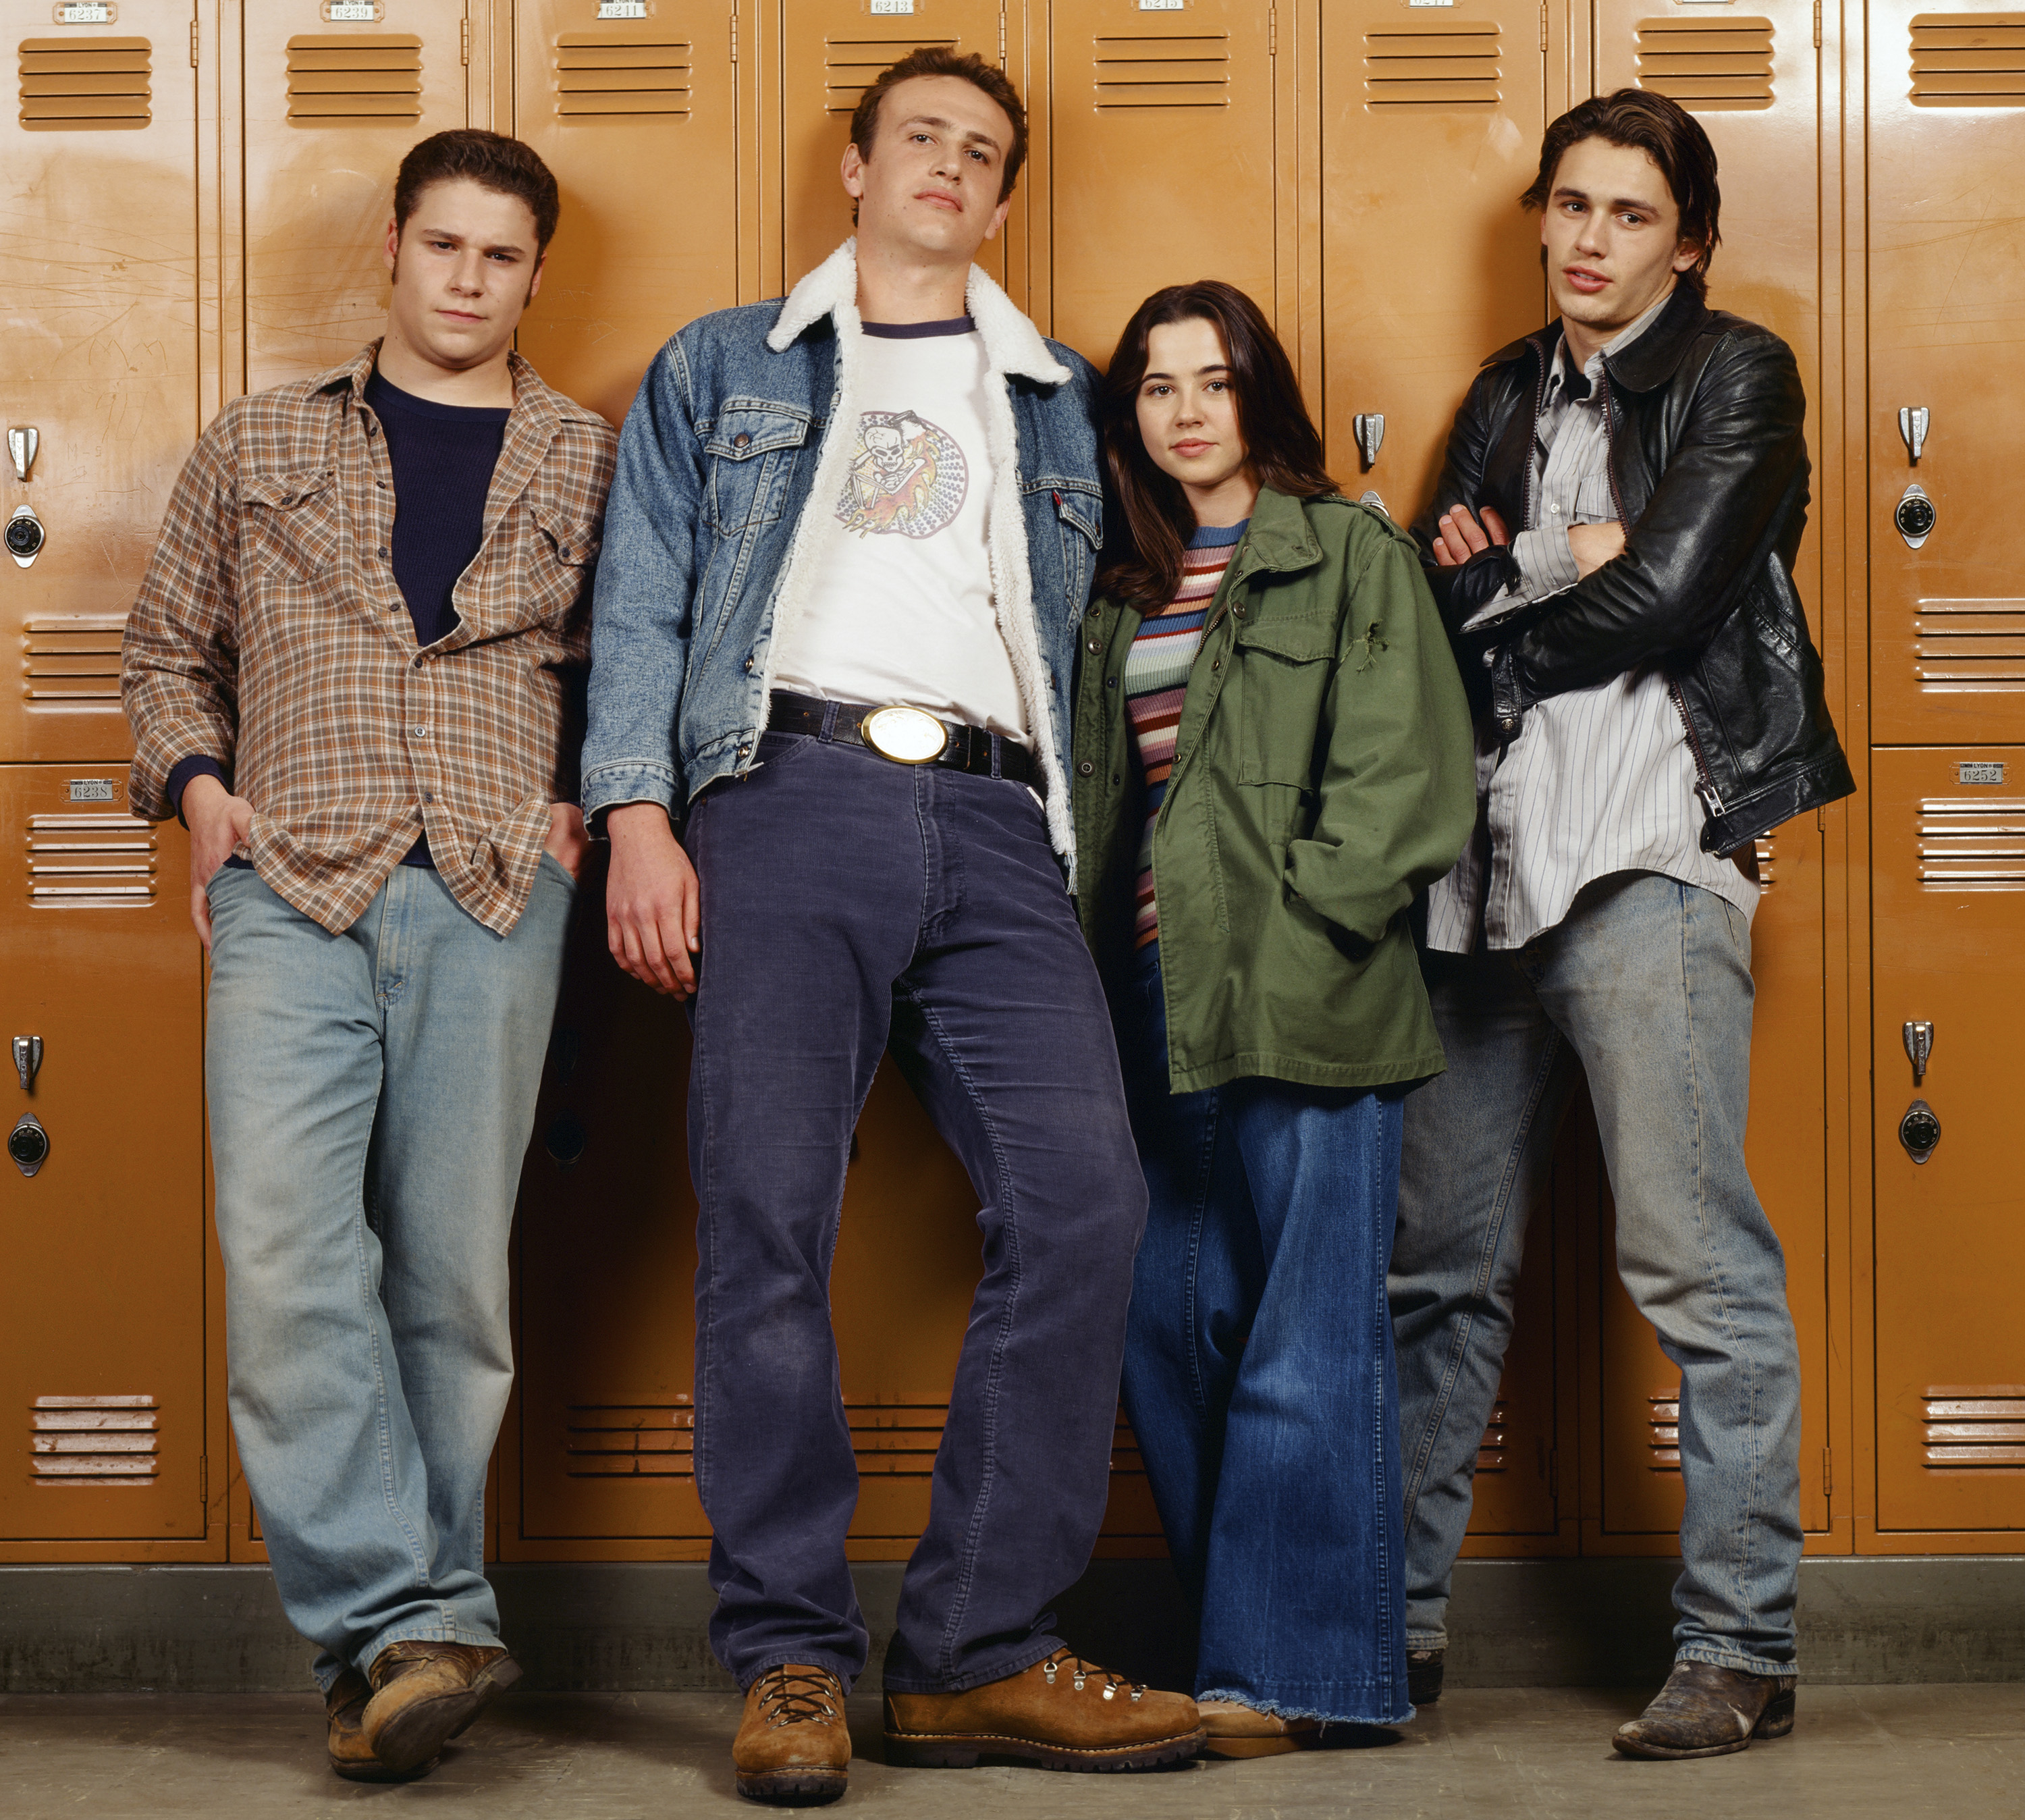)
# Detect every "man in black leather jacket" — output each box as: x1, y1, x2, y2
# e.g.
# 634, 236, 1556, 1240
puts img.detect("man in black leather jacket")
1388, 90, 1854, 1760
